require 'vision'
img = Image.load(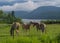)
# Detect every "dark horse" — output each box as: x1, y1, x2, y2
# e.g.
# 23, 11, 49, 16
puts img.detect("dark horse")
30, 21, 46, 33
10, 22, 20, 38
22, 23, 31, 32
